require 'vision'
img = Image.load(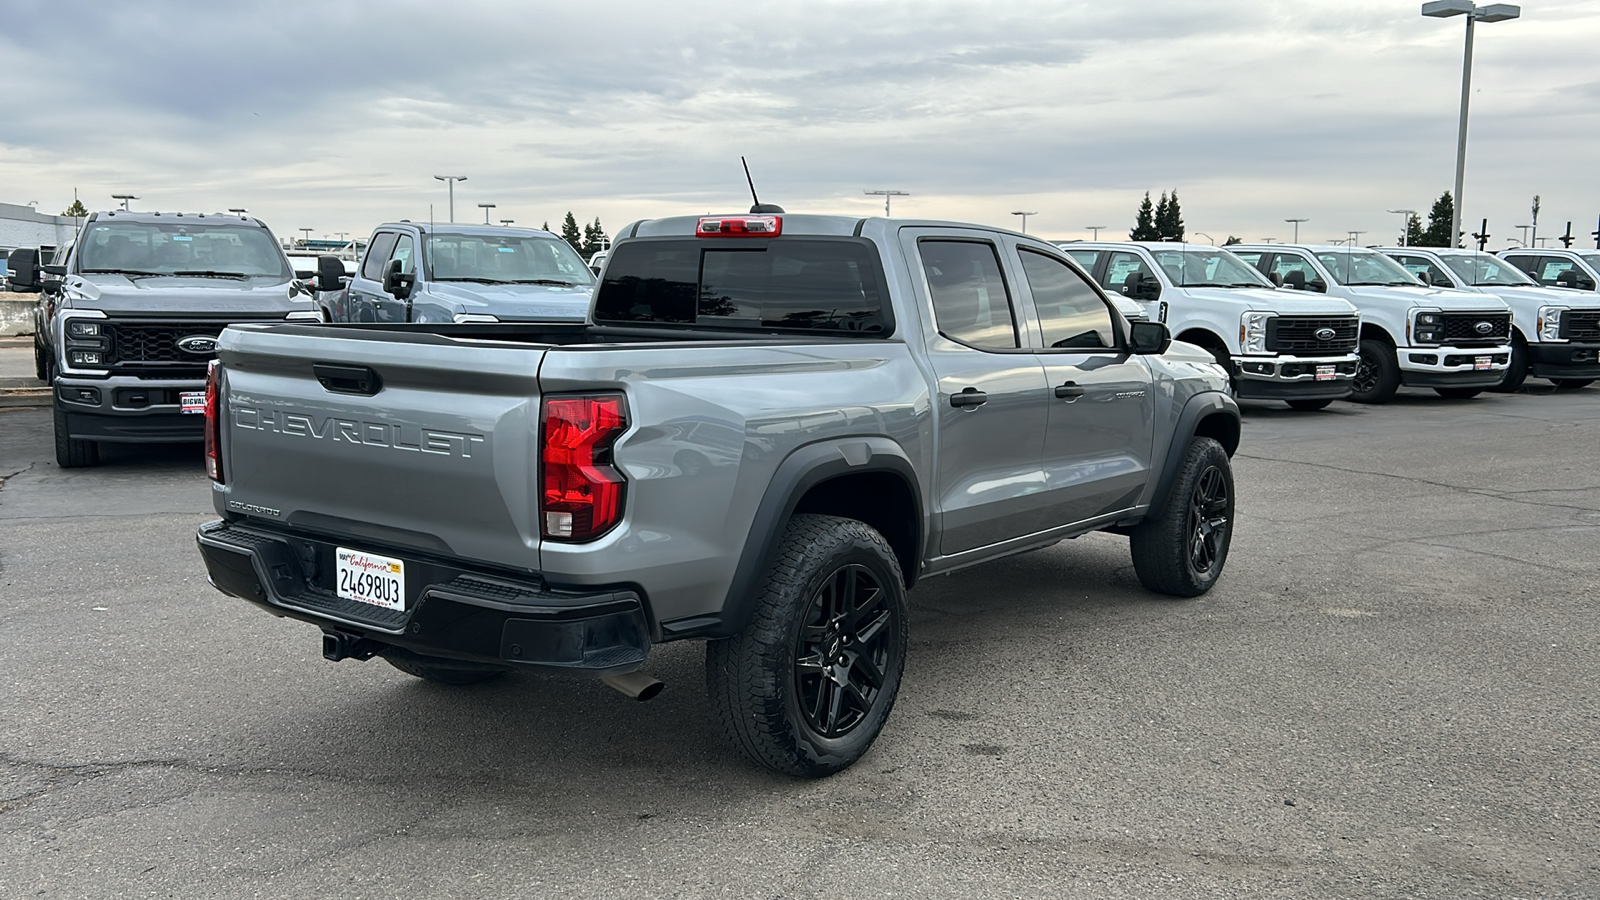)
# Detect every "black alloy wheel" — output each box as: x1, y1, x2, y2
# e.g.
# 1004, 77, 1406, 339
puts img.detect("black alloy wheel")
1352, 351, 1380, 396
792, 564, 896, 740
1186, 465, 1230, 576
